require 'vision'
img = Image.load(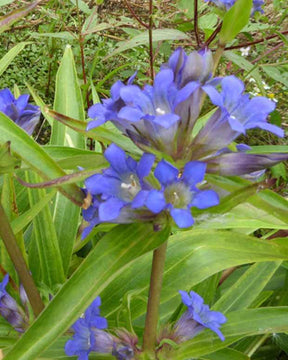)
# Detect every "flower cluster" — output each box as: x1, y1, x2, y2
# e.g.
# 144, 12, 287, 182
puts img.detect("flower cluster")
0, 274, 29, 333
87, 48, 286, 177
0, 88, 40, 135
65, 297, 137, 360
206, 0, 264, 15
83, 144, 219, 235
